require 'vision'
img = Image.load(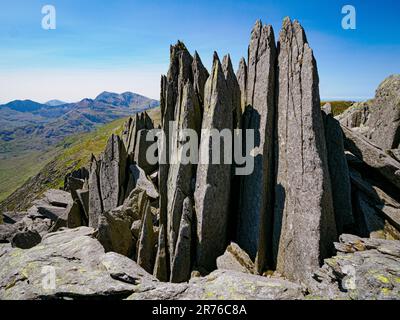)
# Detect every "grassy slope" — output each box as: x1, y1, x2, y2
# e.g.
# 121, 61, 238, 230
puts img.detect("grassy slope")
0, 107, 161, 211
321, 100, 355, 117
